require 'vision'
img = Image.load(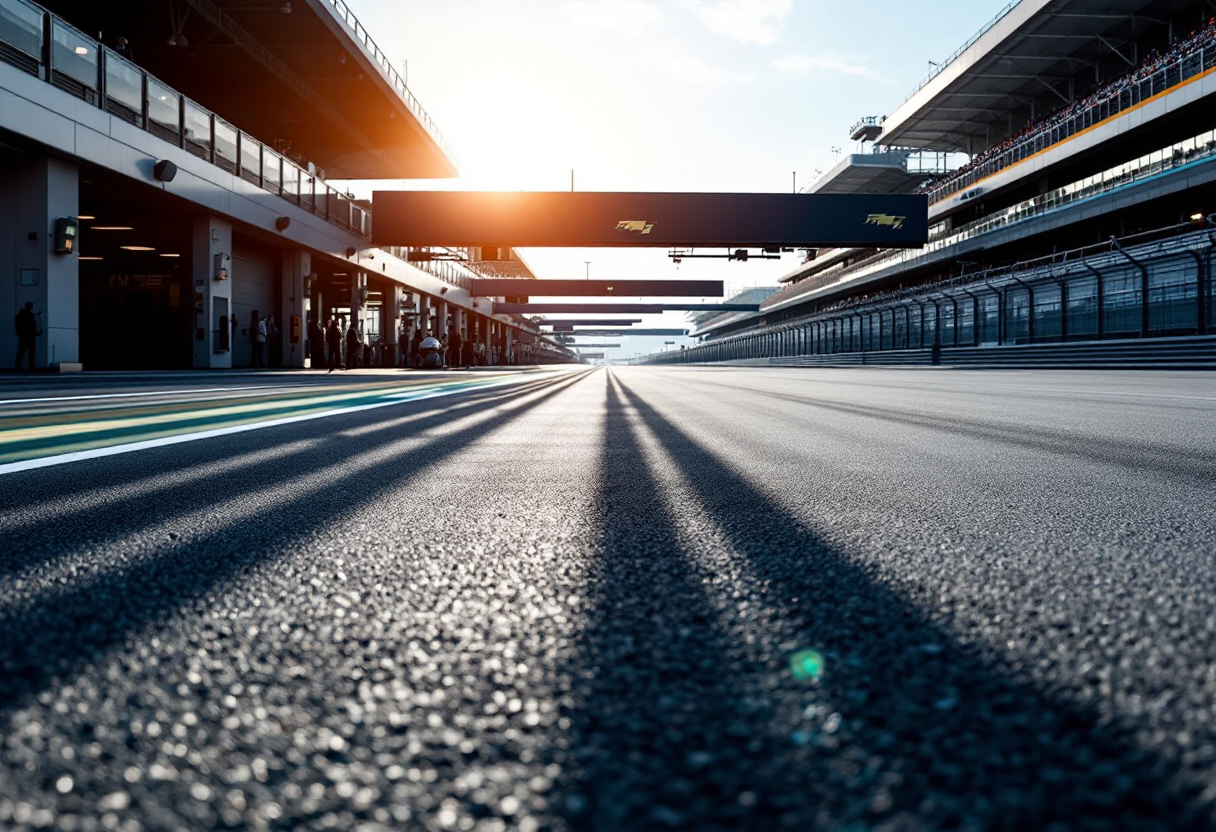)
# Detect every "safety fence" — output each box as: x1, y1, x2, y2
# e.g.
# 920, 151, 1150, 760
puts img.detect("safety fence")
649, 223, 1216, 365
